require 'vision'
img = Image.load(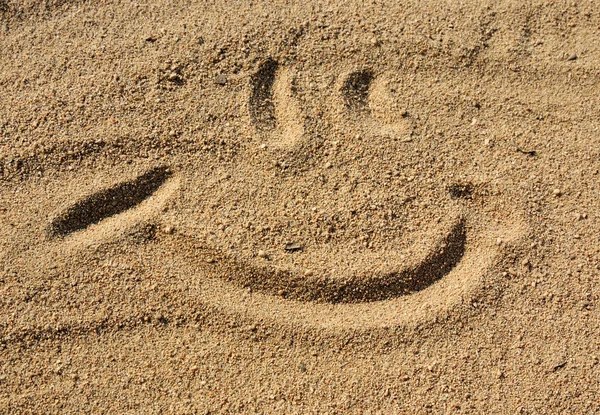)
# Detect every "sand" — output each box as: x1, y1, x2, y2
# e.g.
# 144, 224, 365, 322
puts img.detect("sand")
1, 0, 600, 413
